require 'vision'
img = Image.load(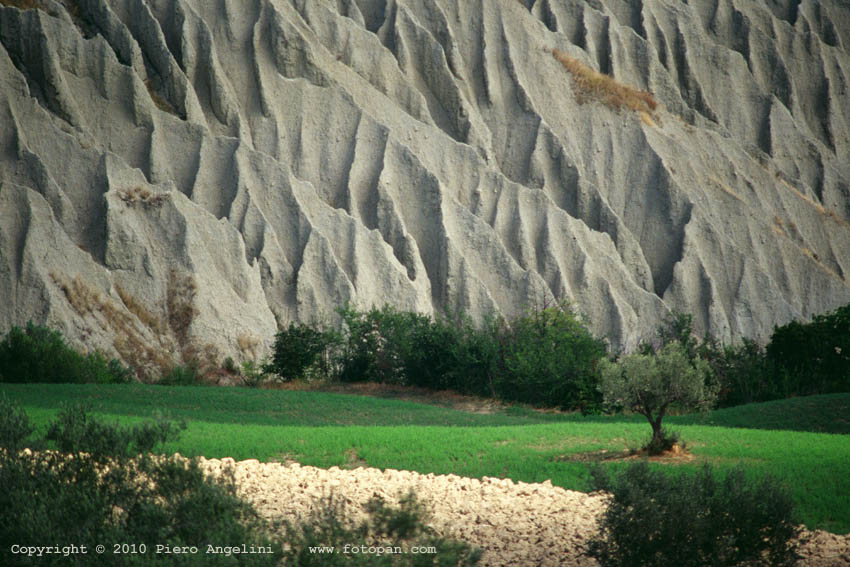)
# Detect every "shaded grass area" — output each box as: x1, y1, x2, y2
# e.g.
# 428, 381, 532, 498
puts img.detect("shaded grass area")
675, 393, 850, 435
3, 384, 849, 534
0, 383, 622, 427
4, 384, 848, 433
